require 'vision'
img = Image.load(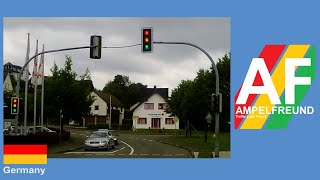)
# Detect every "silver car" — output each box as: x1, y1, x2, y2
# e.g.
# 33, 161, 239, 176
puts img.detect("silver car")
85, 131, 115, 151
98, 129, 119, 145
